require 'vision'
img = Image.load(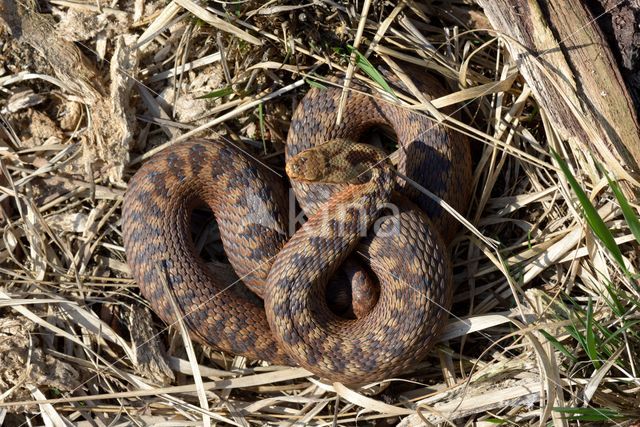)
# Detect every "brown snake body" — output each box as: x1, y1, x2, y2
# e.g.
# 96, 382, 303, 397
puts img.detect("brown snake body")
122, 74, 472, 383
